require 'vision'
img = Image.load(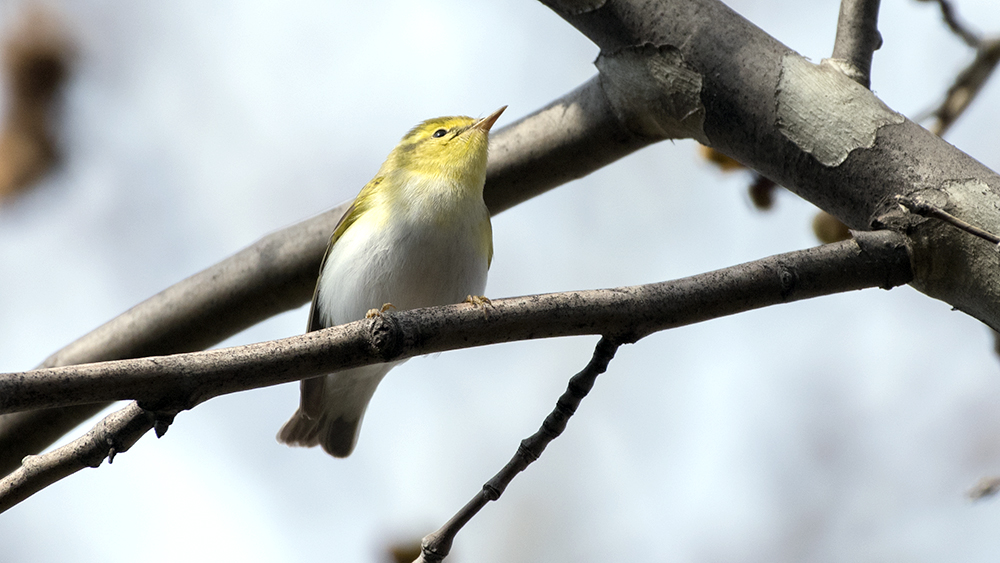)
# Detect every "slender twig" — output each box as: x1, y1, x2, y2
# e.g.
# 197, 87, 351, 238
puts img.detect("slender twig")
915, 0, 1000, 136
896, 195, 1000, 245
927, 0, 980, 48
415, 337, 620, 563
0, 231, 913, 512
928, 38, 1000, 136
969, 476, 1000, 500
828, 0, 883, 88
